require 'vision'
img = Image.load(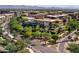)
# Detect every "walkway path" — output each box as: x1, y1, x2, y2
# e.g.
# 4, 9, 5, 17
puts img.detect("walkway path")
57, 30, 77, 53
